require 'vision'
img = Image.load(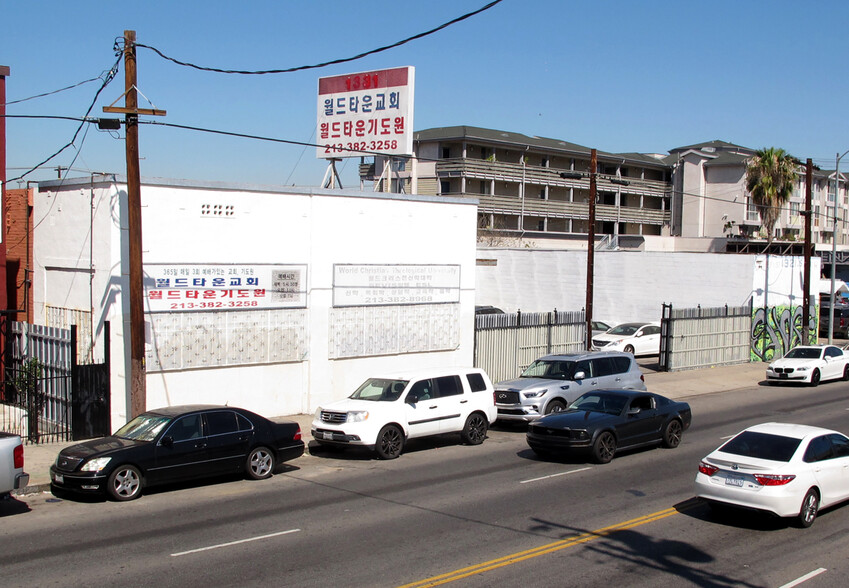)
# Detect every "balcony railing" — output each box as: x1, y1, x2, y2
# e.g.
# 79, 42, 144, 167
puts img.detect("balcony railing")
436, 158, 671, 199
475, 194, 670, 226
